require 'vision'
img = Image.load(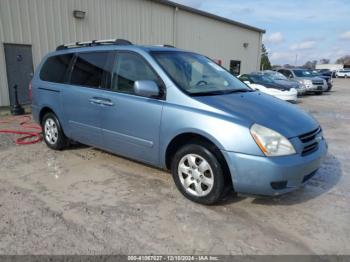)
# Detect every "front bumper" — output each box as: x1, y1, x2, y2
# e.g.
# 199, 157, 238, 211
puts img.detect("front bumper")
222, 139, 327, 196
306, 84, 328, 93
269, 88, 298, 102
